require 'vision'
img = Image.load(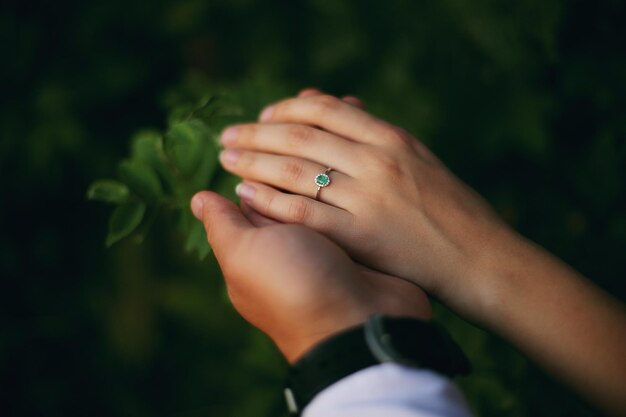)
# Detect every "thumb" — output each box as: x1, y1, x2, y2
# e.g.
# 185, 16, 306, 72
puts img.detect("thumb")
191, 191, 253, 256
